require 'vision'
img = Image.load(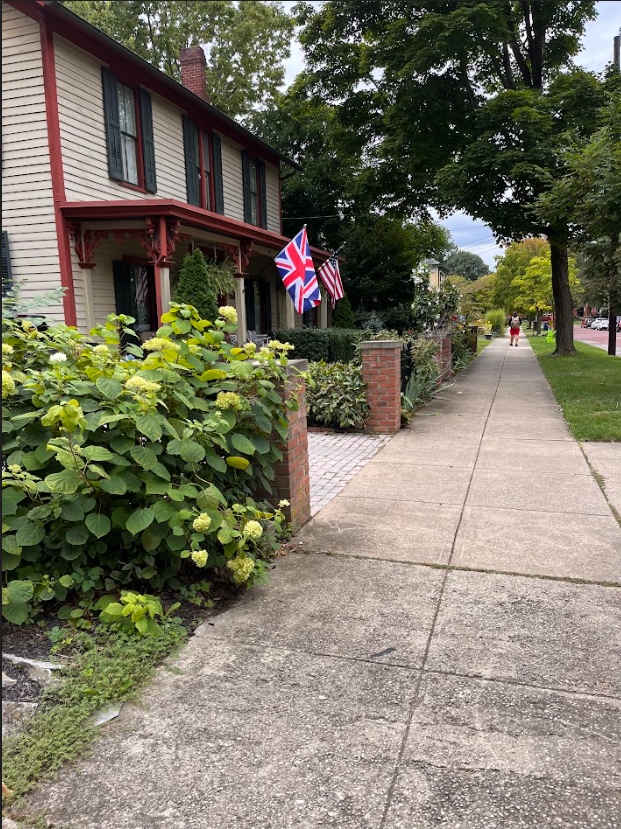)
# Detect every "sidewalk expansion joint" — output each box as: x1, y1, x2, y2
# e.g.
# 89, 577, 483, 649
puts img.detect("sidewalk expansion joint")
291, 549, 621, 589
